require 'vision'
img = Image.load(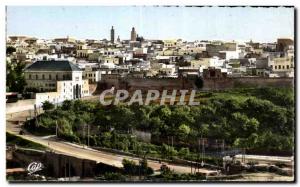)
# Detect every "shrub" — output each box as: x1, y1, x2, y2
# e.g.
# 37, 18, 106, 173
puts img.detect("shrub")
42, 101, 55, 111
